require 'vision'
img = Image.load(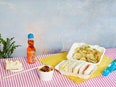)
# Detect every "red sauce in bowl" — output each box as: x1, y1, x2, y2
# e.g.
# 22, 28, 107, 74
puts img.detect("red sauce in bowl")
39, 66, 53, 72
